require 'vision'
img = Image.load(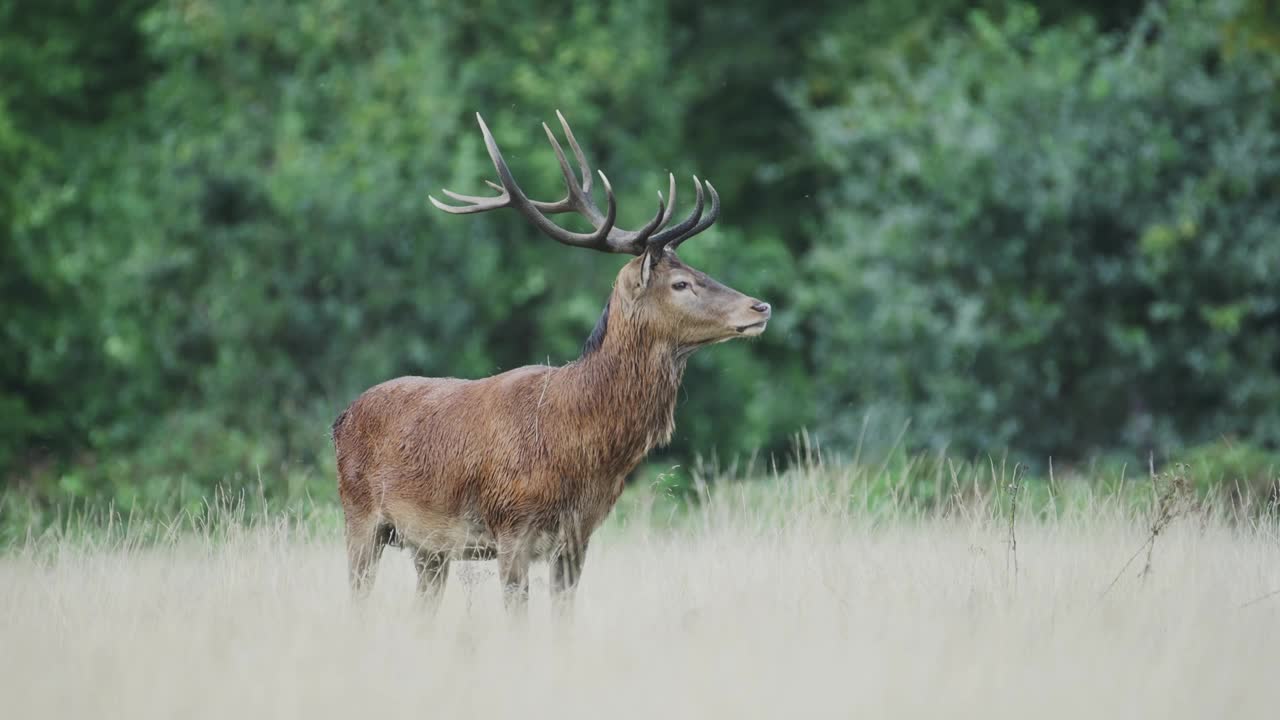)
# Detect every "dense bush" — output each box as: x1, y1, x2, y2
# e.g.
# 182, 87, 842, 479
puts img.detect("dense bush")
797, 0, 1280, 459
3, 0, 1279, 514
0, 0, 155, 474
4, 0, 818, 505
